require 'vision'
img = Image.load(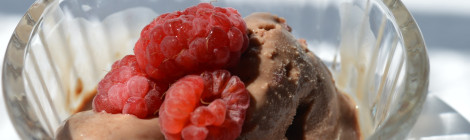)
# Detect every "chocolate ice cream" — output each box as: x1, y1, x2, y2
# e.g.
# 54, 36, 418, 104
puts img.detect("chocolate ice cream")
232, 13, 360, 140
56, 12, 360, 140
55, 111, 164, 140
